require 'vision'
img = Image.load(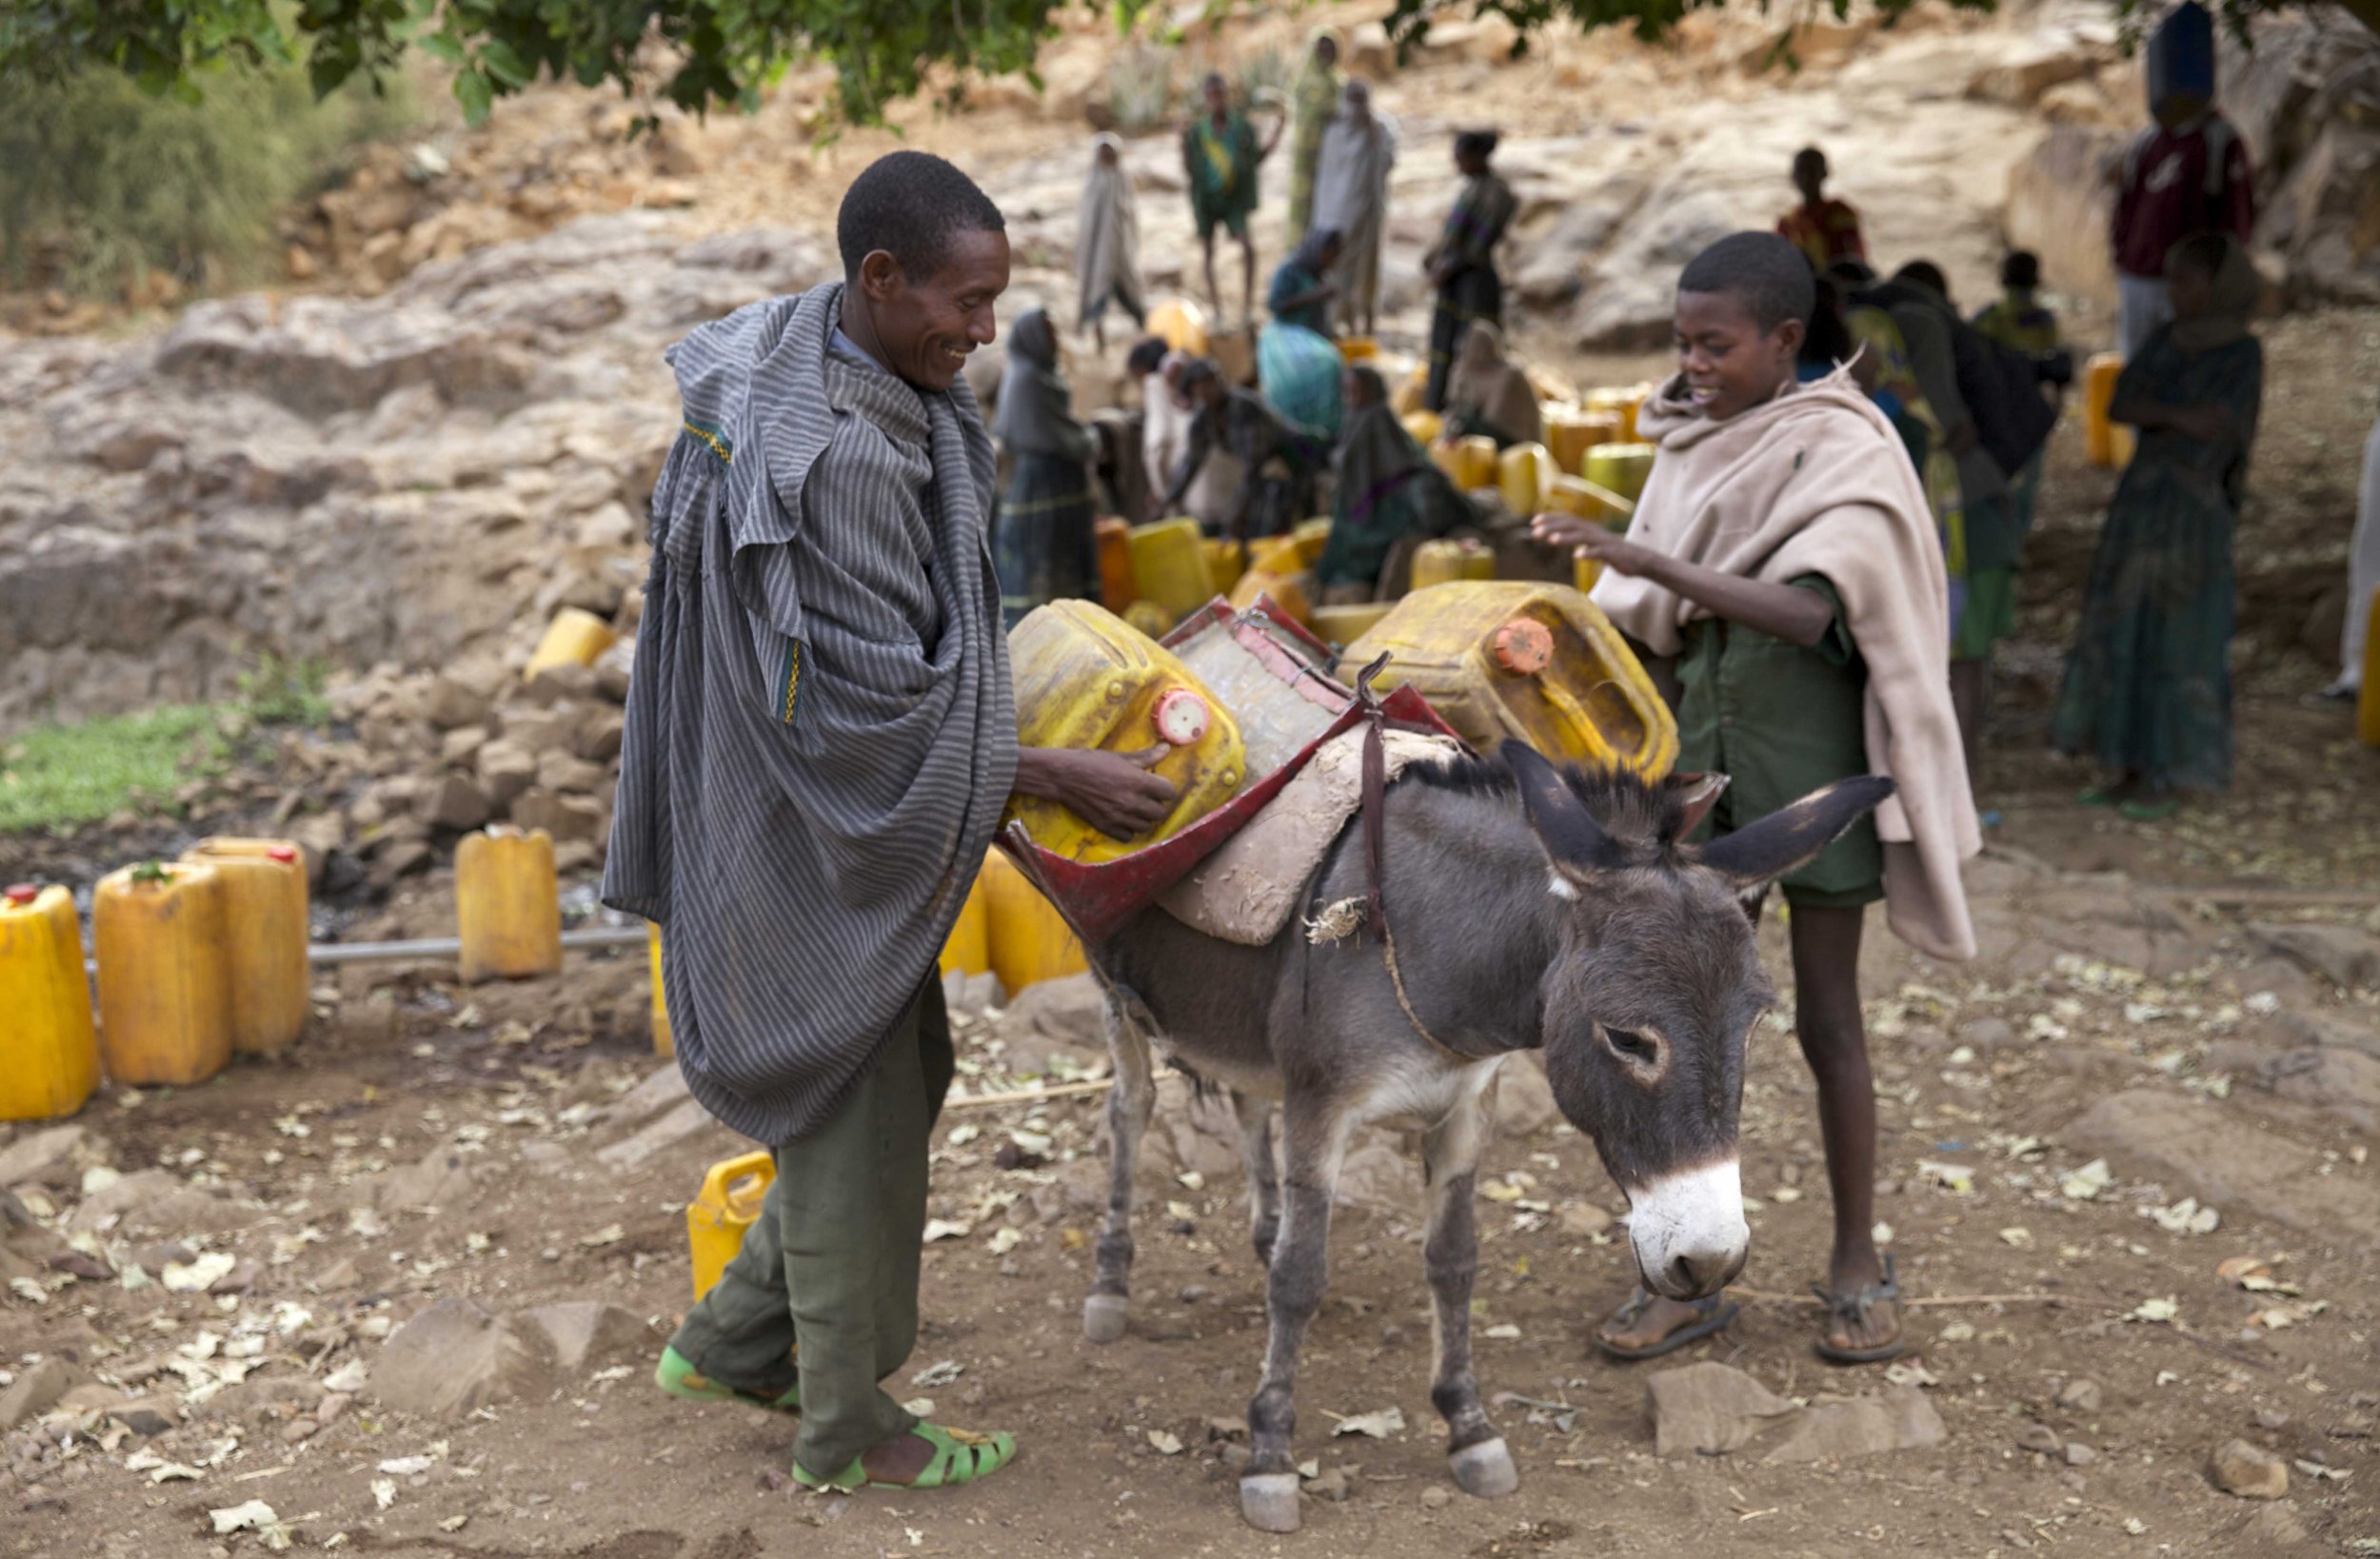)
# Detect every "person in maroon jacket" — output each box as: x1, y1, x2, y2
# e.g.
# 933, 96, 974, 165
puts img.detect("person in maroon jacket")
2112, 83, 2254, 358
